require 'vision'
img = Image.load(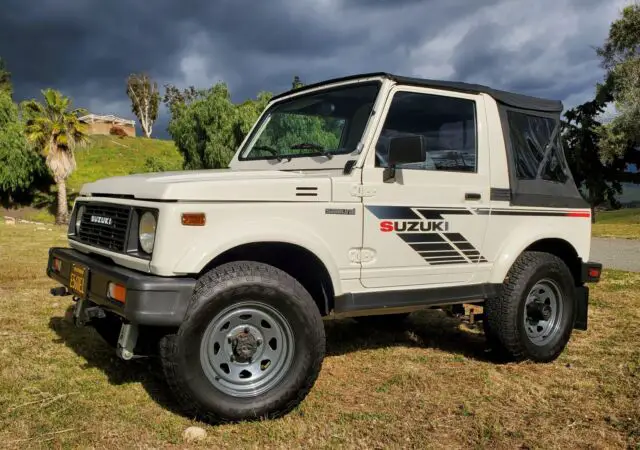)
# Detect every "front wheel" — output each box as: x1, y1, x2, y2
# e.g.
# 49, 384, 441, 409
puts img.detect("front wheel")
159, 261, 325, 424
484, 251, 576, 362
